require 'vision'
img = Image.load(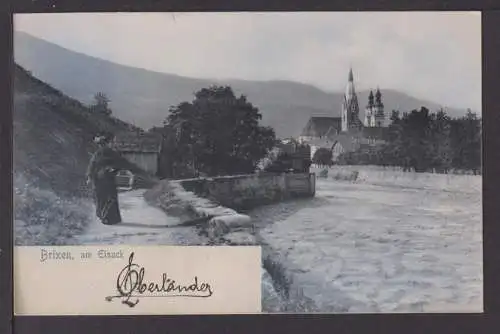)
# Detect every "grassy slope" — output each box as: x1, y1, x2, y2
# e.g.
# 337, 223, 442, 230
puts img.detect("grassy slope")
13, 63, 144, 245
14, 63, 141, 196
